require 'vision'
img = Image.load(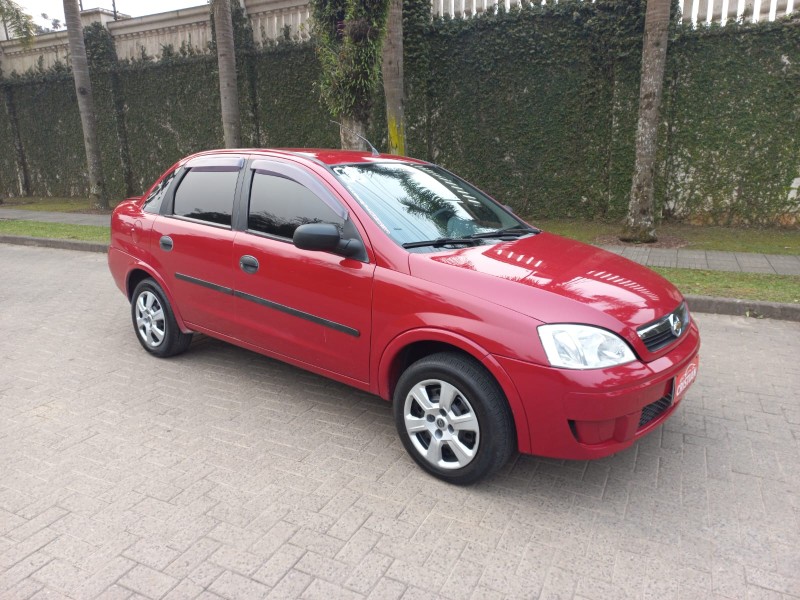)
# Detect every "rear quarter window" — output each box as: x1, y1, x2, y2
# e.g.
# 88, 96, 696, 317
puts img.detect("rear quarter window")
142, 171, 176, 214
